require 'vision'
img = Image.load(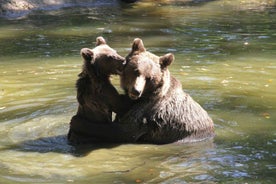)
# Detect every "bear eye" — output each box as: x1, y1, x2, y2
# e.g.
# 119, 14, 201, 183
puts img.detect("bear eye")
133, 69, 140, 76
